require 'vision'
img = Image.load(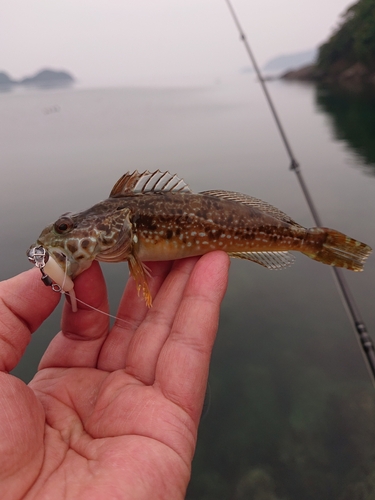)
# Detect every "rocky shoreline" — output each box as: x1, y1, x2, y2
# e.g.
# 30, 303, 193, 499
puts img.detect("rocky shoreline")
281, 62, 375, 90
